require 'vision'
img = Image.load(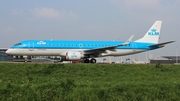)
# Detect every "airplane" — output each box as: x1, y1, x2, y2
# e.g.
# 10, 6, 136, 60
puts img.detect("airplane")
6, 21, 174, 63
